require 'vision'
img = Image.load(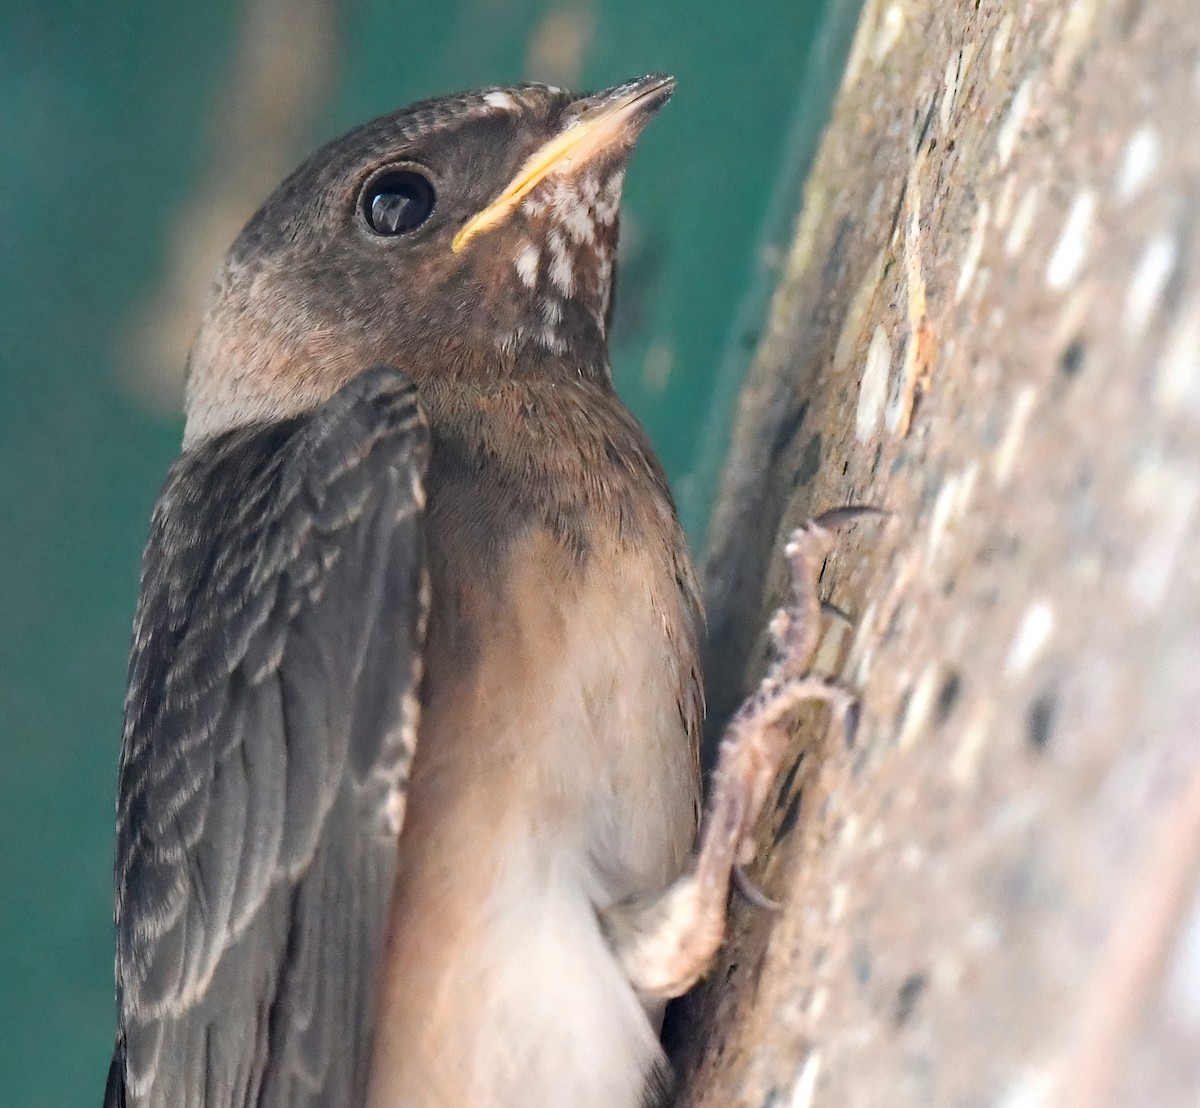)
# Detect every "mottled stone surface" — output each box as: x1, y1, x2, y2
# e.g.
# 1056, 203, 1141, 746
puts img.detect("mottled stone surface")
673, 1, 1200, 1105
